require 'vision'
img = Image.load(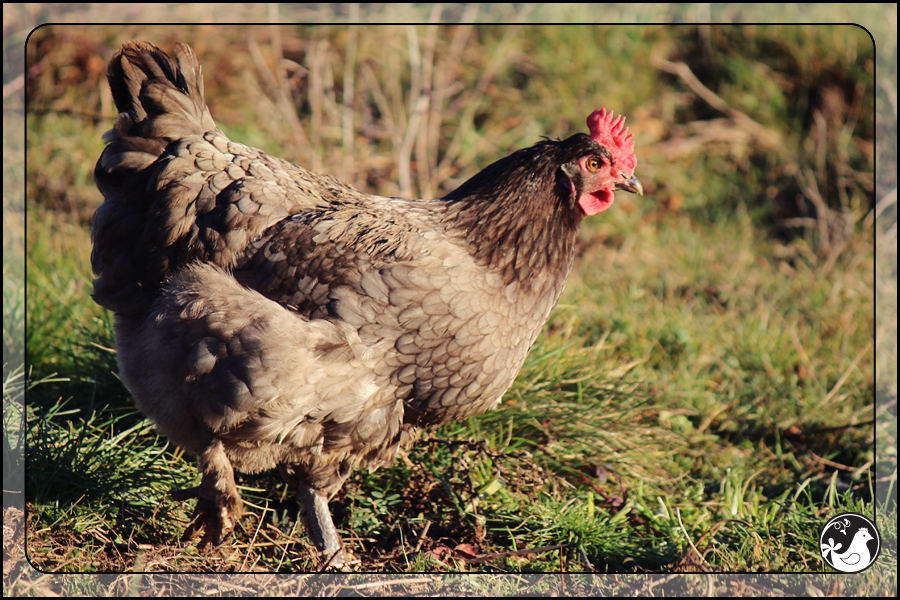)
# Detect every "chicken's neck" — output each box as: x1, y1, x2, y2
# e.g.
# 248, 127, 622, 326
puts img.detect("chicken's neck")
441, 143, 584, 293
